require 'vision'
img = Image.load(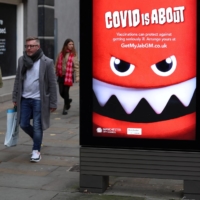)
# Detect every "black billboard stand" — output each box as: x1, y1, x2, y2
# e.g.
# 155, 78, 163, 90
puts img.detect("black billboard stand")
80, 173, 109, 193
79, 0, 200, 198
184, 181, 200, 199
79, 147, 200, 199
